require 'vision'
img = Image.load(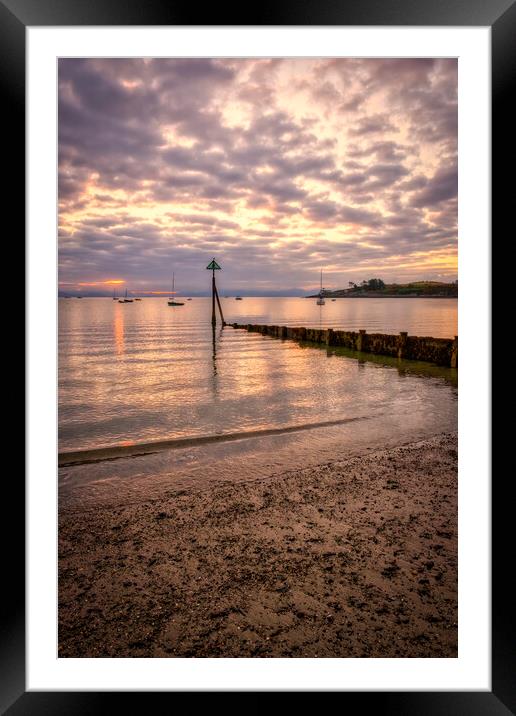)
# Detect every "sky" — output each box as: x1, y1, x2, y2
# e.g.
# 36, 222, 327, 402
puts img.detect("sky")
58, 58, 457, 296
